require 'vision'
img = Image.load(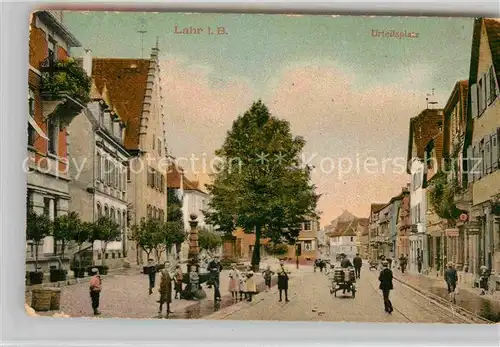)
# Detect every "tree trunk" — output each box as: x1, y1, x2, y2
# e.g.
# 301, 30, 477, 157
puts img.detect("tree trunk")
251, 224, 261, 272
35, 241, 39, 272
61, 240, 65, 269
102, 242, 107, 266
